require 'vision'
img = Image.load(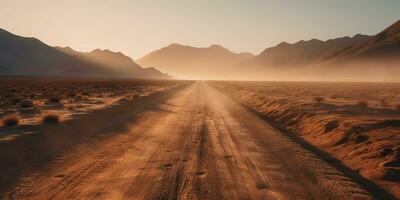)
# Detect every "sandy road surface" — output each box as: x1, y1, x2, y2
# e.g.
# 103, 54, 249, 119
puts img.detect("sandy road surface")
2, 82, 395, 199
